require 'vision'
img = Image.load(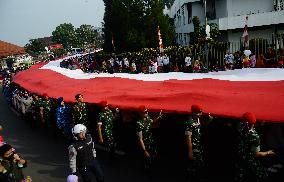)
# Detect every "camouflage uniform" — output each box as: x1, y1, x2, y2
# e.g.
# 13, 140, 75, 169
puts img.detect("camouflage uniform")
98, 108, 115, 149
31, 98, 41, 126
235, 122, 268, 182
40, 99, 52, 127
73, 102, 88, 125
184, 116, 204, 181
136, 115, 157, 169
